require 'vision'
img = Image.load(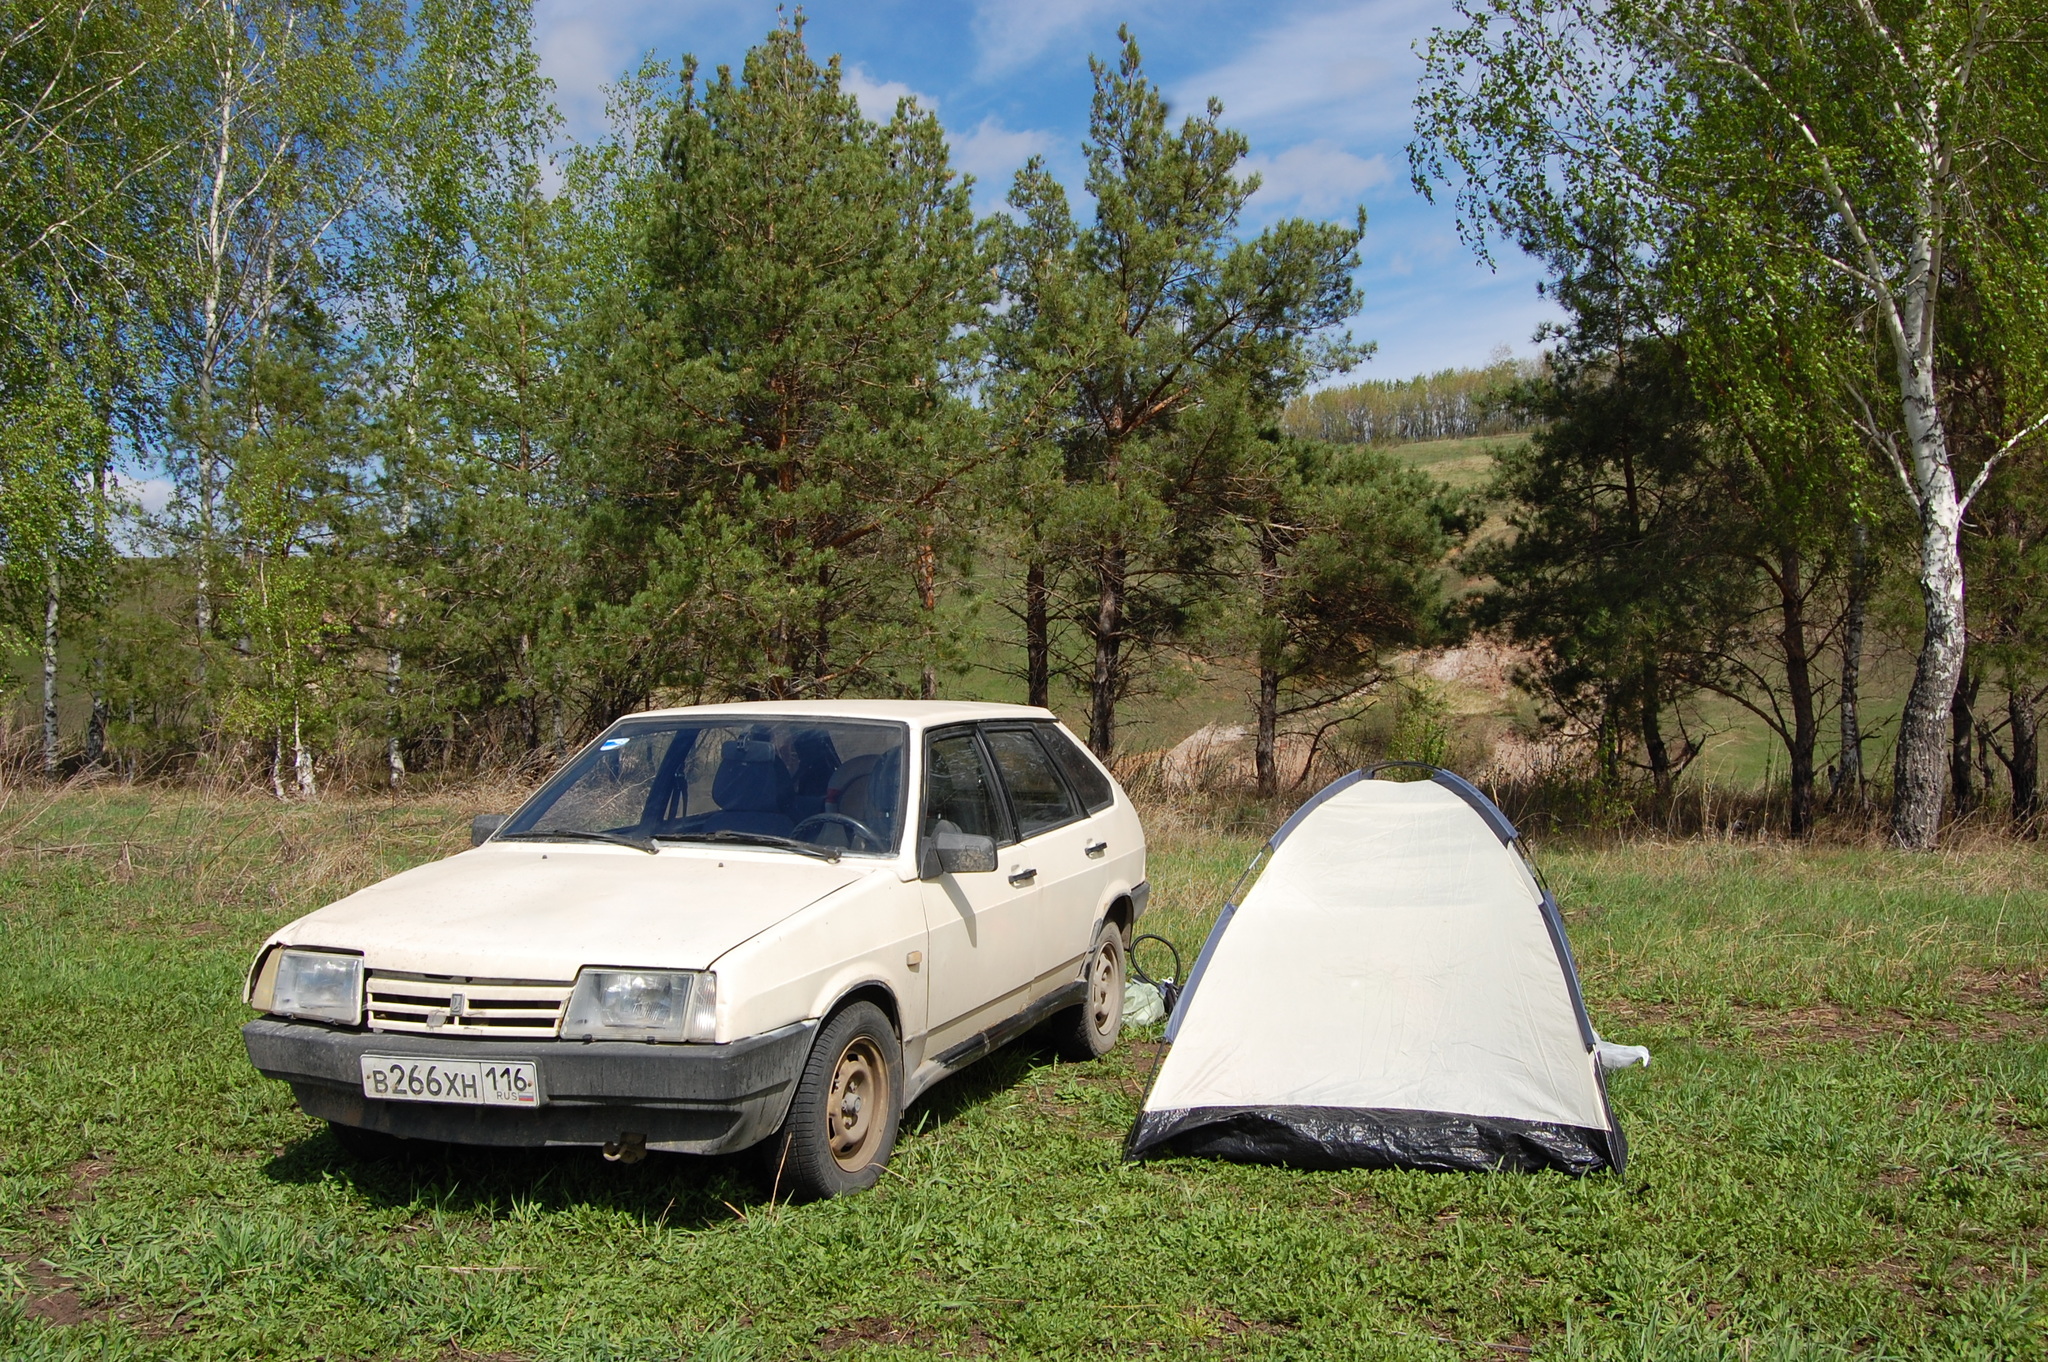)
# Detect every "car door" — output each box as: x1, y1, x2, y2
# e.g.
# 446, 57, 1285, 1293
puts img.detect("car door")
979, 723, 1101, 1003
917, 727, 1041, 1057
1036, 718, 1135, 930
